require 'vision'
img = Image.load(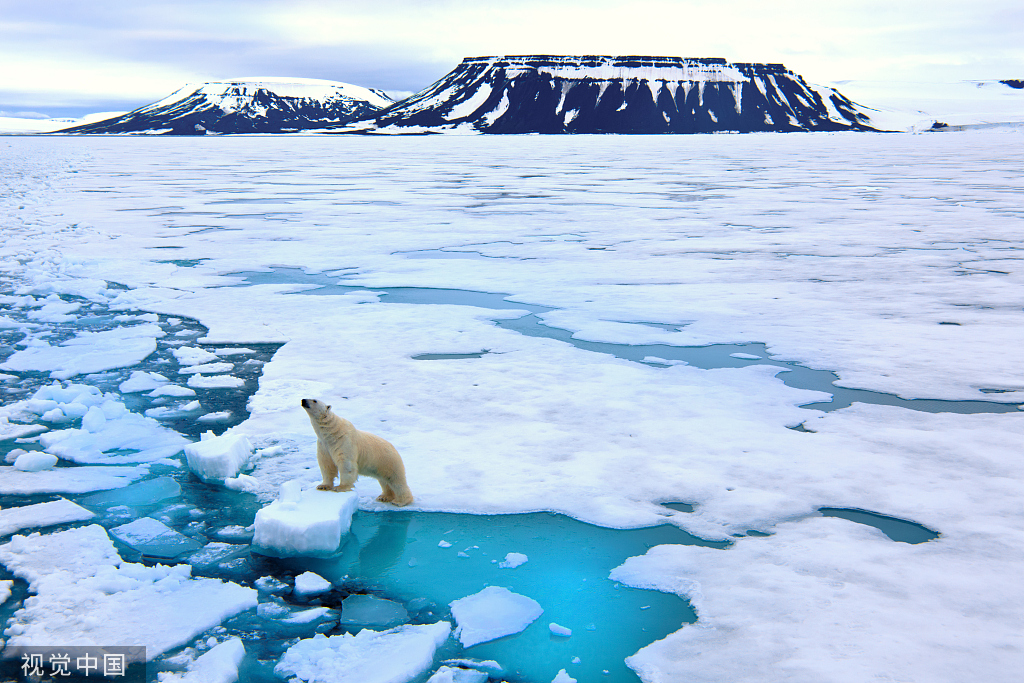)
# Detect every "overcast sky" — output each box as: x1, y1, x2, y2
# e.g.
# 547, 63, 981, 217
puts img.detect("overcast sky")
2, 0, 1022, 117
